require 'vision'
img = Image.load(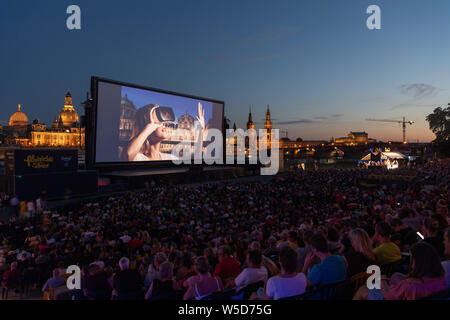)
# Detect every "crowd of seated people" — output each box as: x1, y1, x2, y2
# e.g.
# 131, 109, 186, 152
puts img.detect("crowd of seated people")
0, 160, 449, 300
